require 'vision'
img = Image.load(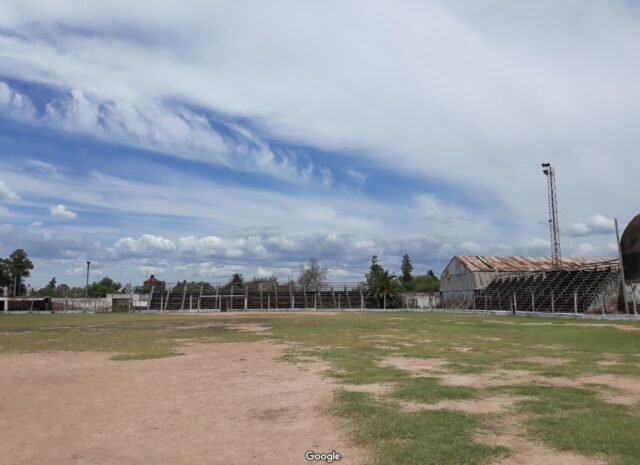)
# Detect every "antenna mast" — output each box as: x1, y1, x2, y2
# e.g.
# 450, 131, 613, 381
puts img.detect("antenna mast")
542, 163, 561, 269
